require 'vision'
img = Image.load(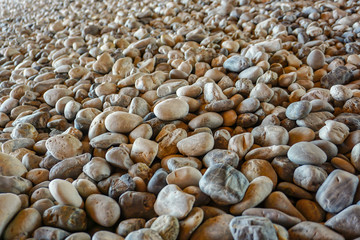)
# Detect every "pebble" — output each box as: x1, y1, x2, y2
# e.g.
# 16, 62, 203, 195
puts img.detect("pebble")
33, 227, 70, 240
166, 166, 202, 189
125, 229, 162, 240
177, 132, 214, 157
190, 214, 234, 240
293, 165, 328, 192
289, 221, 345, 240
318, 120, 350, 145
223, 55, 250, 73
228, 133, 254, 159
251, 125, 289, 146
93, 231, 124, 240
287, 142, 327, 165
105, 112, 143, 133
306, 49, 325, 70
150, 215, 179, 240
229, 216, 278, 240
321, 66, 353, 89
241, 159, 278, 188
45, 134, 83, 160
202, 149, 239, 168
85, 194, 121, 227
154, 98, 189, 121
316, 169, 359, 213
0, 152, 28, 177
154, 184, 195, 219
119, 191, 157, 220
178, 207, 204, 240
130, 138, 158, 166
0, 193, 22, 237
49, 179, 83, 207
199, 163, 249, 205
285, 100, 312, 120
325, 205, 360, 239
43, 205, 87, 232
